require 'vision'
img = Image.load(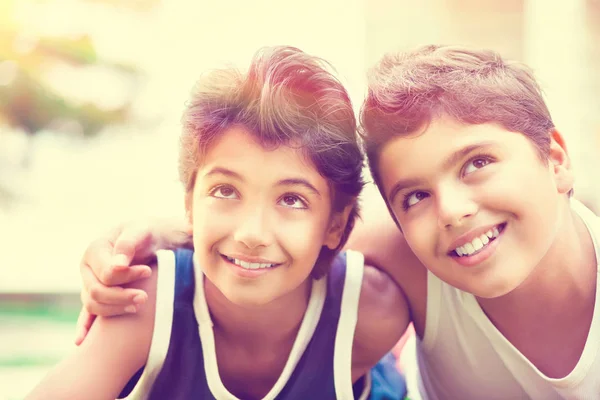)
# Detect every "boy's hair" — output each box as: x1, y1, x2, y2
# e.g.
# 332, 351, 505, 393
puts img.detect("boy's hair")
360, 44, 556, 191
179, 46, 364, 279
